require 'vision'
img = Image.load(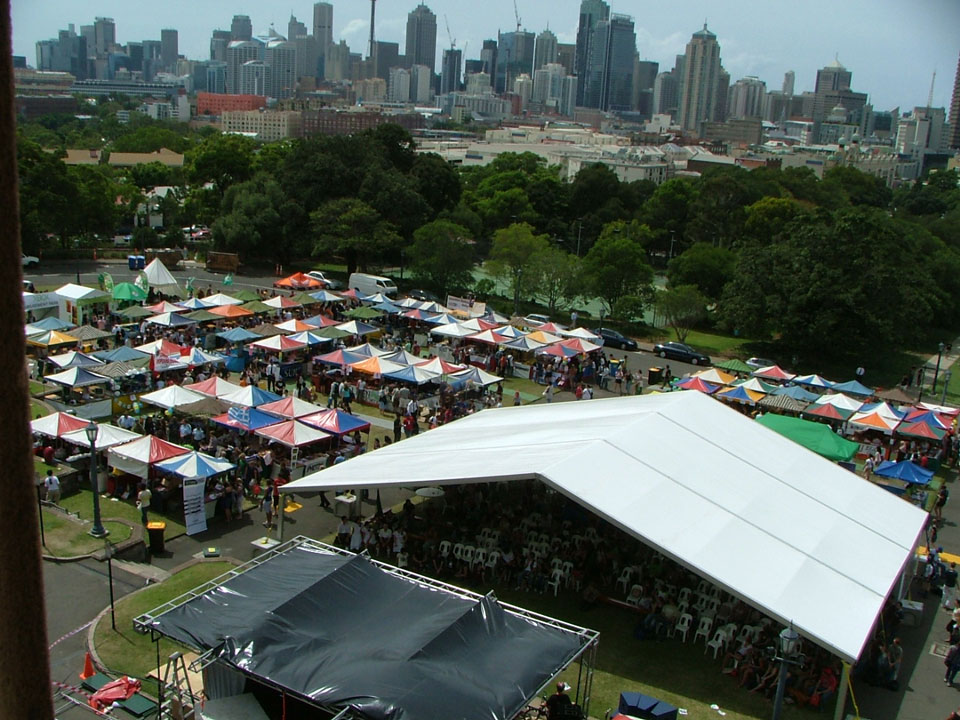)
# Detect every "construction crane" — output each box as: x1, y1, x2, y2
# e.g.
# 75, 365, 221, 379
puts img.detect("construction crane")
444, 13, 456, 50
927, 69, 937, 109
513, 0, 522, 32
